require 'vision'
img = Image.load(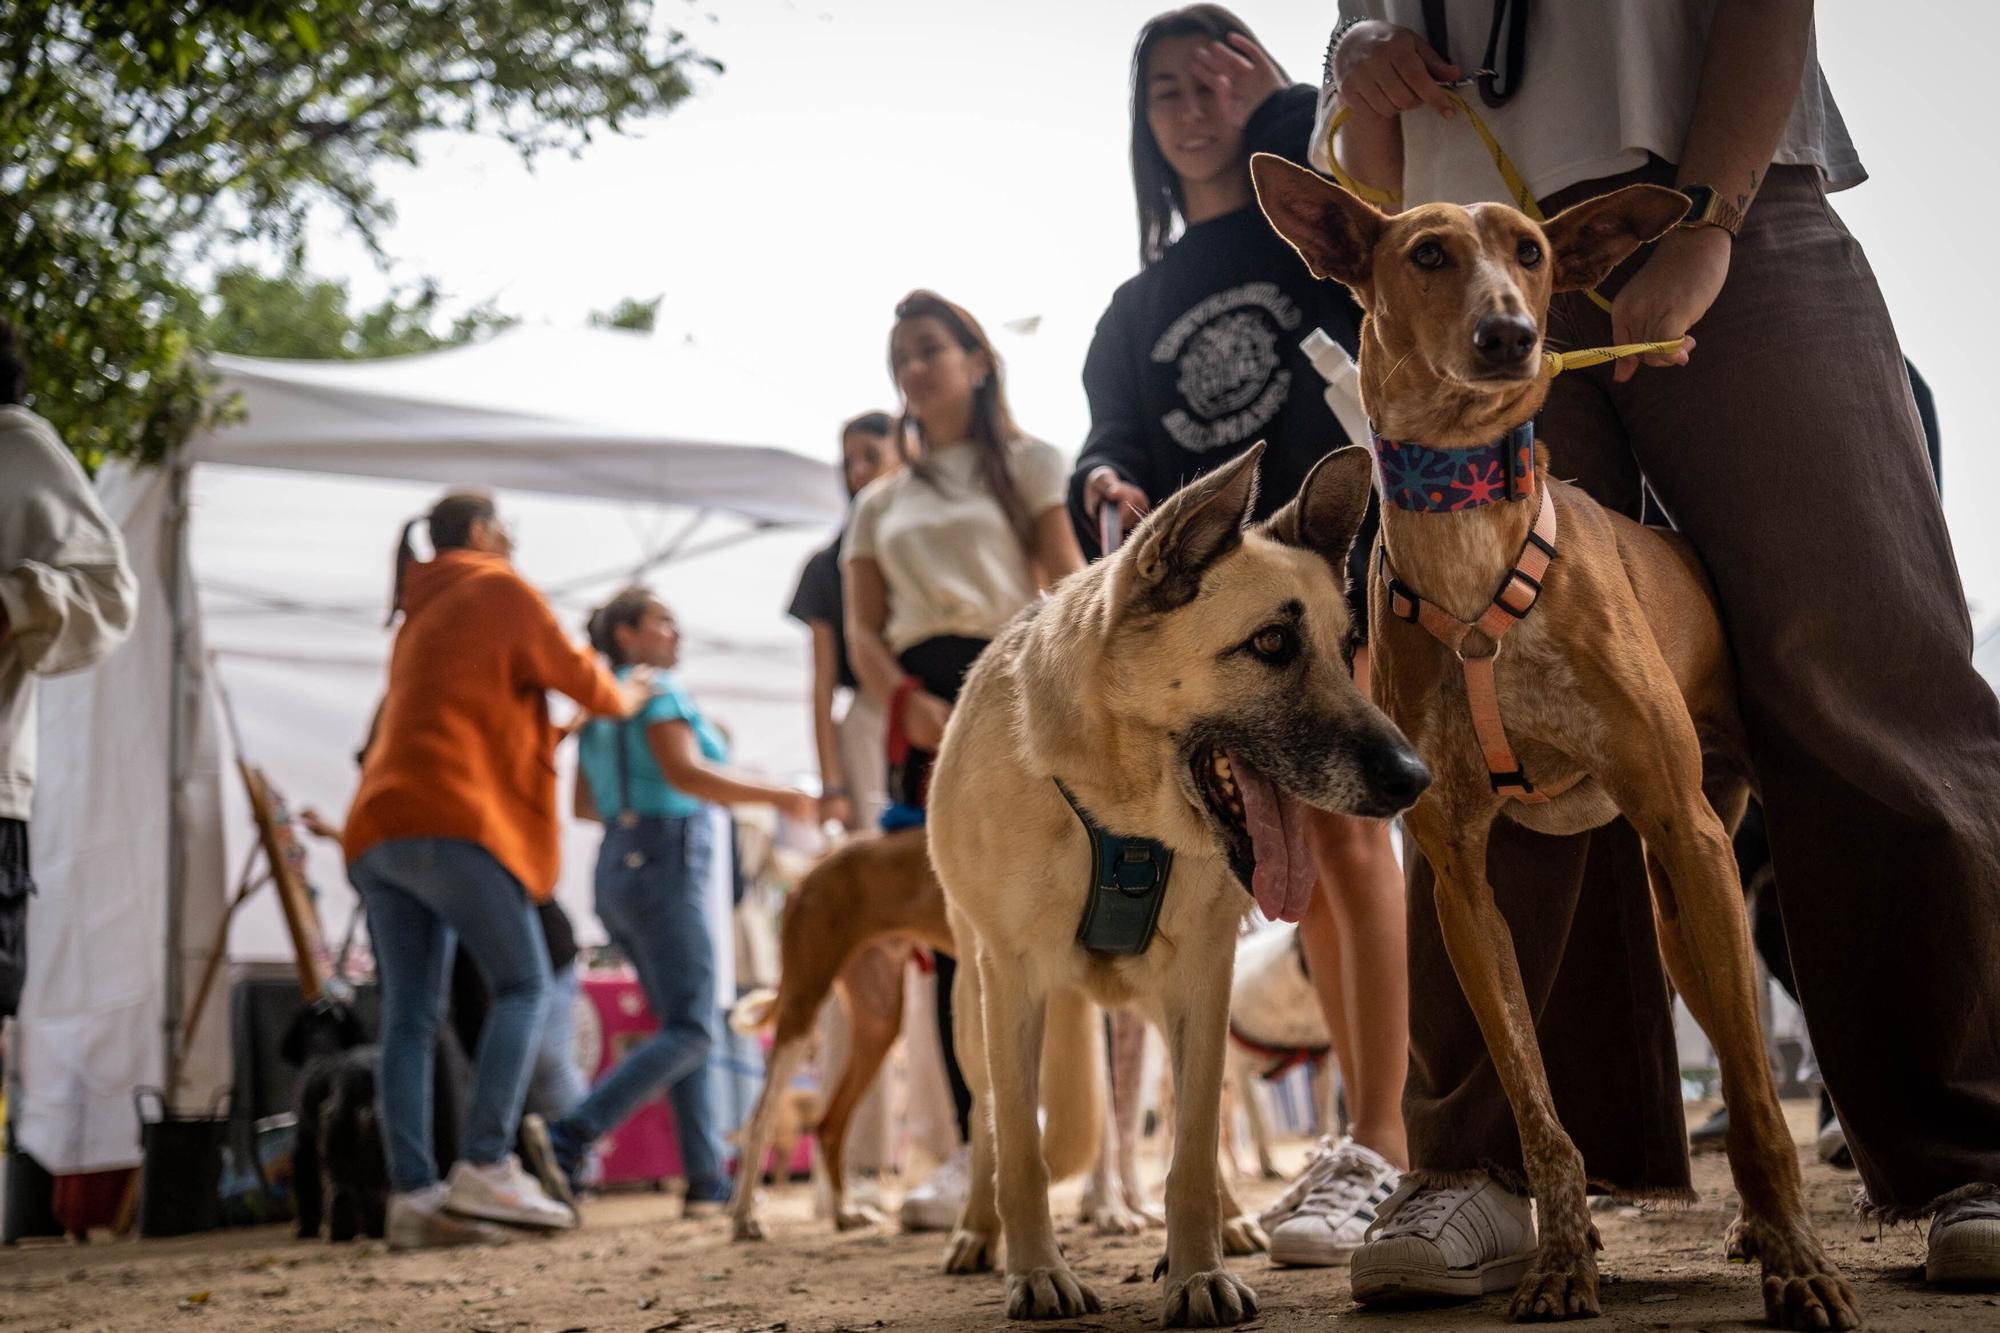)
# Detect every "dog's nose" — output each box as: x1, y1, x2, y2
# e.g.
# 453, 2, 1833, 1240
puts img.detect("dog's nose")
1362, 743, 1432, 808
1472, 313, 1539, 366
